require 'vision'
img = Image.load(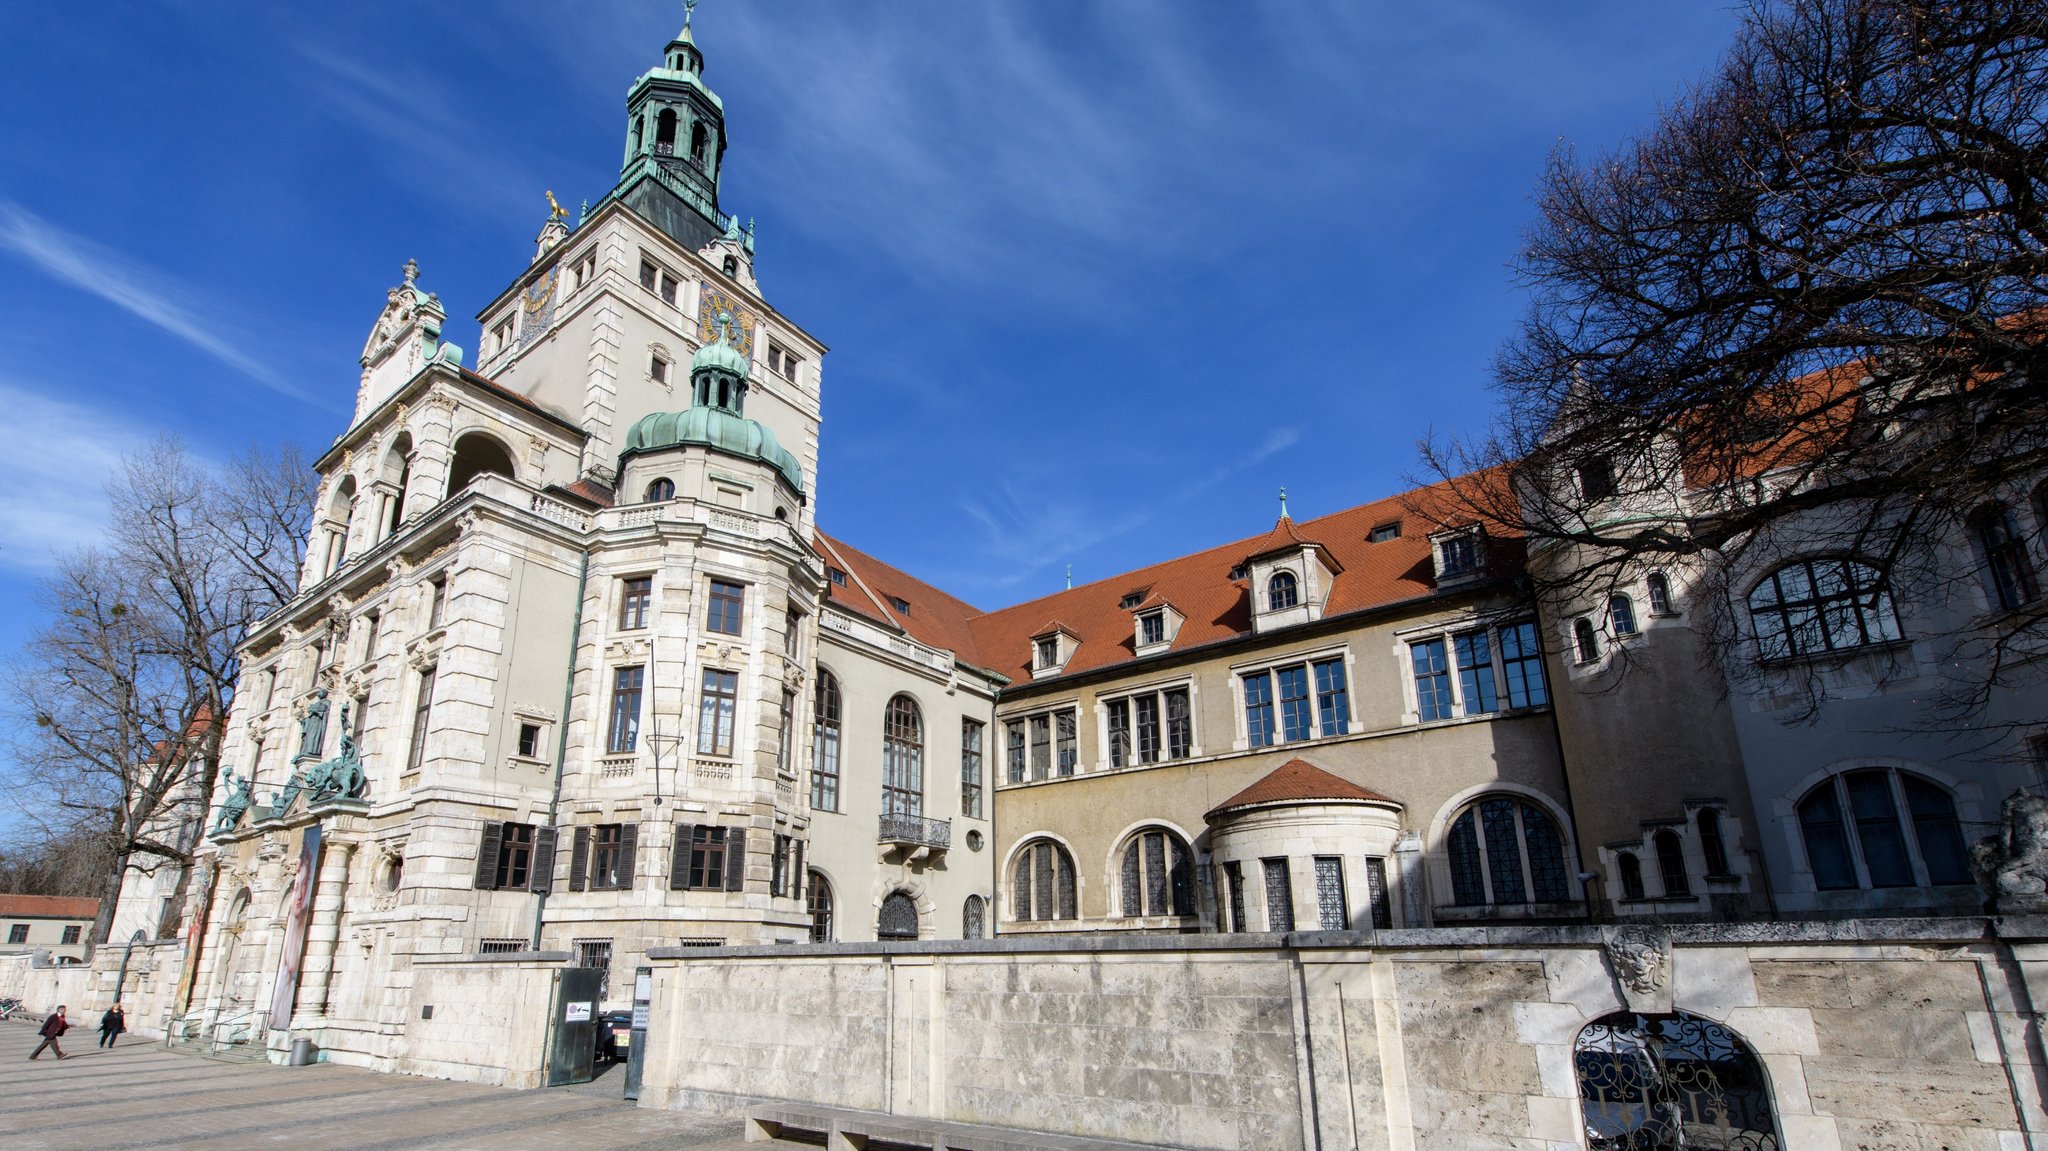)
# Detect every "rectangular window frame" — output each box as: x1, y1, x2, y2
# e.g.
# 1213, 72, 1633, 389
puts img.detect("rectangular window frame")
1238, 650, 1351, 748
1407, 619, 1549, 722
960, 719, 984, 818
619, 576, 652, 631
607, 665, 644, 755
697, 668, 739, 757
706, 579, 746, 636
